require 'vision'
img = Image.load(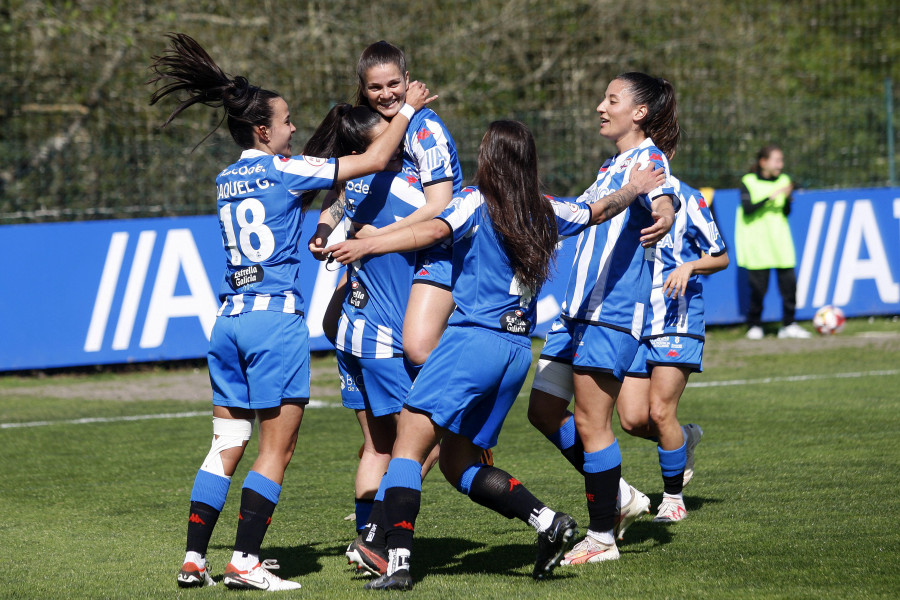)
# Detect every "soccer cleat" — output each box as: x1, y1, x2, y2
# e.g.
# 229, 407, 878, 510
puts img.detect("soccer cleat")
560, 534, 619, 565
176, 562, 216, 588
778, 322, 812, 339
346, 536, 388, 576
614, 486, 650, 541
222, 559, 301, 591
533, 512, 578, 579
652, 496, 687, 523
682, 423, 704, 487
363, 569, 414, 590
746, 325, 764, 340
